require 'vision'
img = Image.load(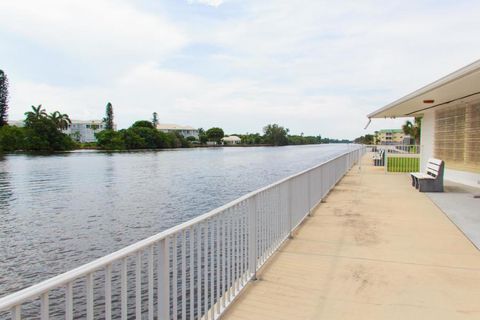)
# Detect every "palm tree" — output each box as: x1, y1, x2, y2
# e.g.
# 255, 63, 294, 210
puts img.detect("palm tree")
48, 111, 71, 130
48, 111, 61, 126
58, 113, 71, 130
25, 105, 47, 120
402, 117, 421, 144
